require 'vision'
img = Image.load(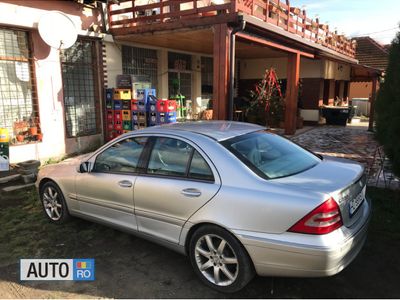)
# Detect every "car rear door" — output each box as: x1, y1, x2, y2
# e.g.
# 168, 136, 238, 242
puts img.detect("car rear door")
134, 136, 221, 243
75, 136, 148, 231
